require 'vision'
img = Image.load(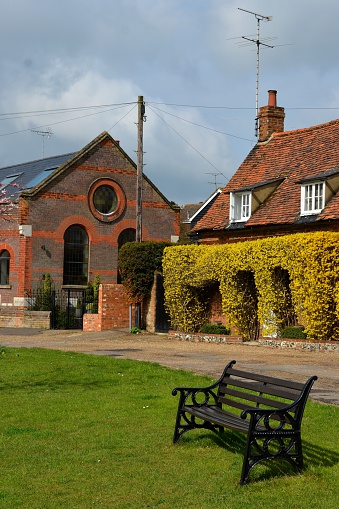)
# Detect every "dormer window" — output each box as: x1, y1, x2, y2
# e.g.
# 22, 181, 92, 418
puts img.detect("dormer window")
230, 191, 252, 222
301, 182, 324, 215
